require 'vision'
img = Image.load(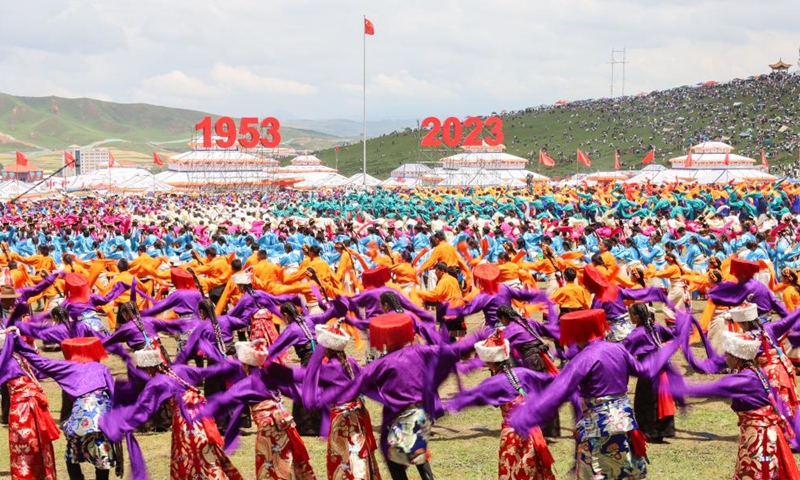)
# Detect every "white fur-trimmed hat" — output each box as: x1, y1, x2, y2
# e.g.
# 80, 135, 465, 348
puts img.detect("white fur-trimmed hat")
474, 330, 510, 363
235, 341, 268, 367
730, 303, 758, 323
231, 272, 253, 286
722, 331, 760, 360
134, 347, 164, 368
315, 323, 350, 352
